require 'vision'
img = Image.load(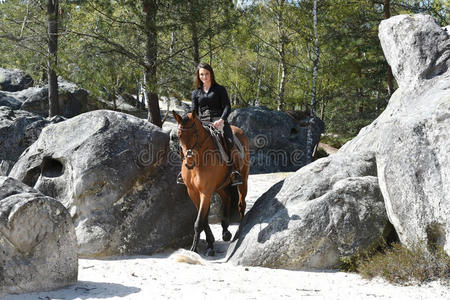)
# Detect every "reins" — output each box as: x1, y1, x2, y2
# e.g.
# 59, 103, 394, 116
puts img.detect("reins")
178, 114, 239, 195
178, 121, 211, 169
